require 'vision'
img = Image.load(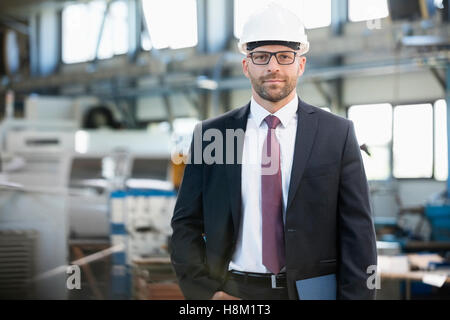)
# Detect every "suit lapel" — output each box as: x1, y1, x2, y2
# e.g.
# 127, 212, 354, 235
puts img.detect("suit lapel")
286, 98, 319, 213
225, 103, 250, 241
